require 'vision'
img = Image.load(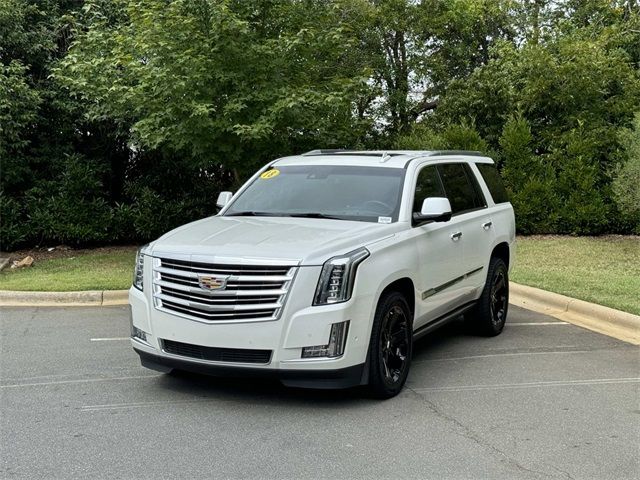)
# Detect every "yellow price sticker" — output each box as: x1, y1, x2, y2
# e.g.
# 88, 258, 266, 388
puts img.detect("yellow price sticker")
260, 169, 280, 179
